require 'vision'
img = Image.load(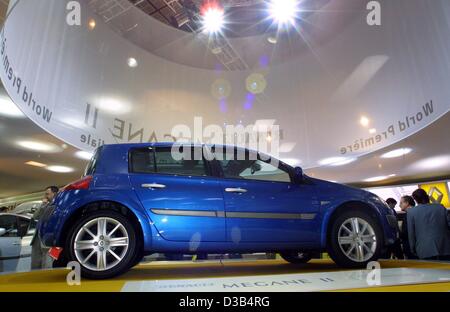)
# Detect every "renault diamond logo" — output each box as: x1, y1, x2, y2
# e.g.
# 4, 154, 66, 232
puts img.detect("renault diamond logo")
428, 186, 444, 204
